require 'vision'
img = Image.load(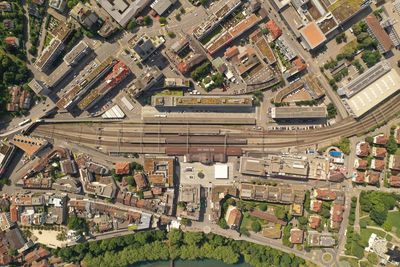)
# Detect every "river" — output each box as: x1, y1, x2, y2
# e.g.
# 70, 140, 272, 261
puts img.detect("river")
134, 259, 252, 267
